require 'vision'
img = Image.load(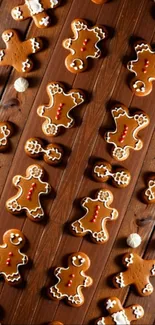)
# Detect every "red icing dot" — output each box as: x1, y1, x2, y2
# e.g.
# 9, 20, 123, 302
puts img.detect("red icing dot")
9, 252, 13, 257
81, 47, 85, 52
71, 274, 75, 278
59, 103, 64, 108
32, 183, 36, 187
